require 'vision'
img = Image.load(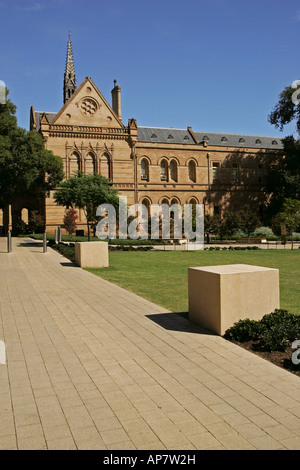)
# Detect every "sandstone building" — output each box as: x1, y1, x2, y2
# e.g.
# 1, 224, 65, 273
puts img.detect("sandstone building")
26, 36, 283, 235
